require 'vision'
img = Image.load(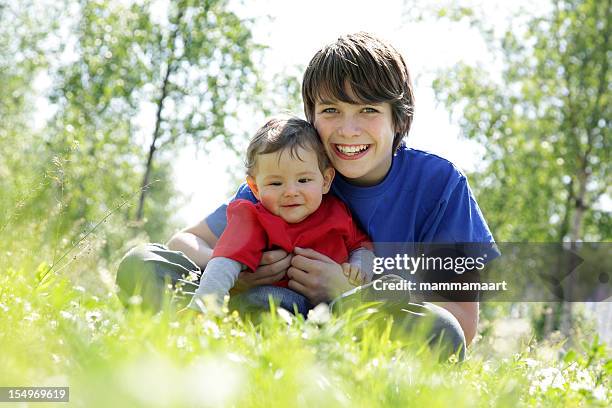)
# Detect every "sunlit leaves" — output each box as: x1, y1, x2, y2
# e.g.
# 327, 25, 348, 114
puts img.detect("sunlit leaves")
432, 0, 610, 242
